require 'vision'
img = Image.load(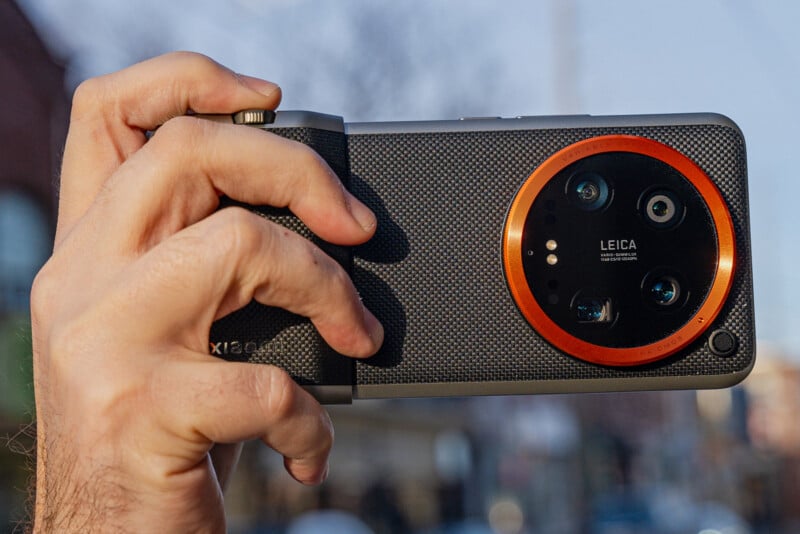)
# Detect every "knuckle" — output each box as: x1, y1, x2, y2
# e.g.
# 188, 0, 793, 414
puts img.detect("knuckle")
28, 255, 95, 369
214, 207, 265, 259
70, 76, 106, 119
167, 51, 224, 77
46, 311, 92, 367
70, 76, 110, 122
40, 305, 144, 419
